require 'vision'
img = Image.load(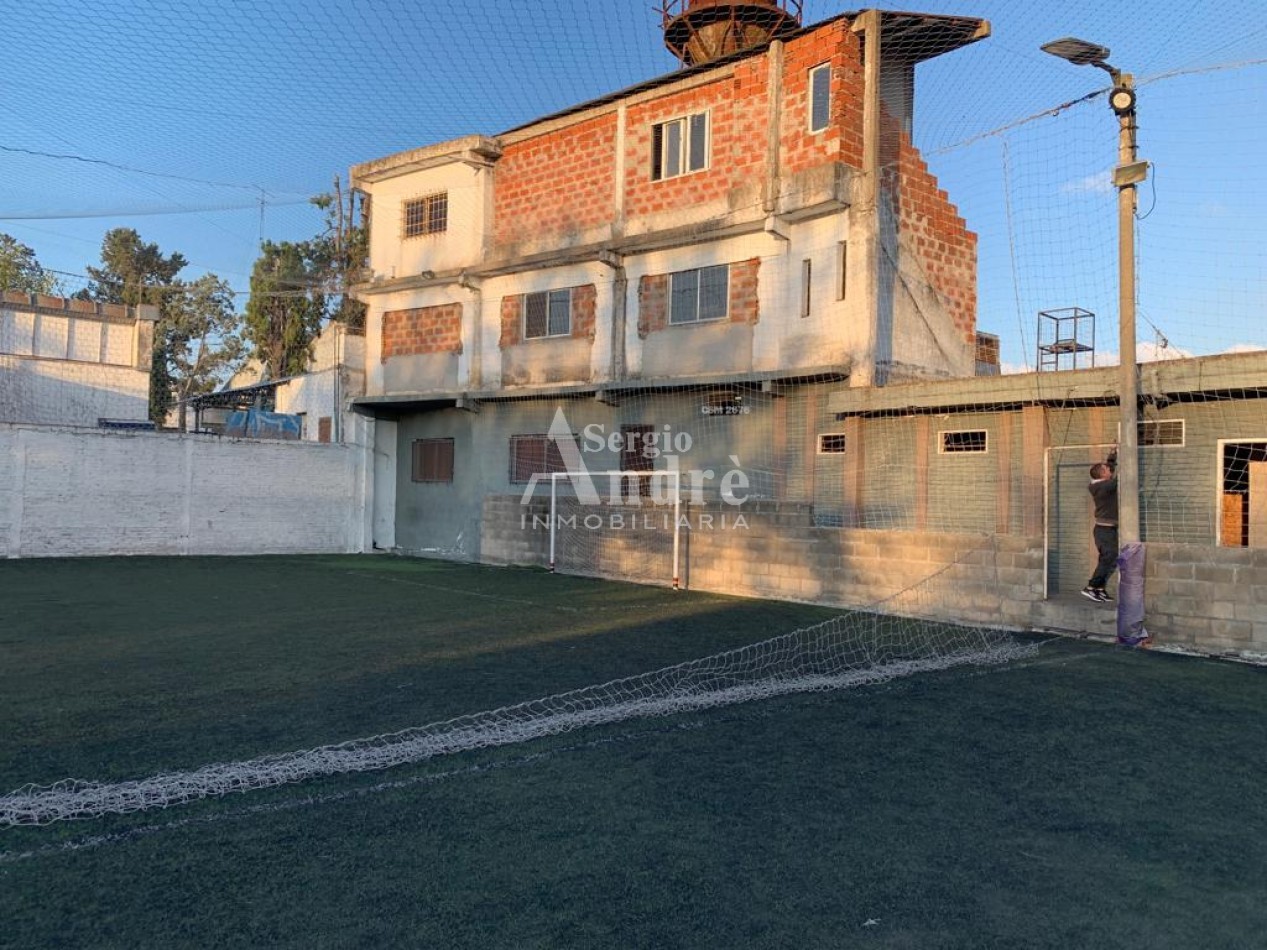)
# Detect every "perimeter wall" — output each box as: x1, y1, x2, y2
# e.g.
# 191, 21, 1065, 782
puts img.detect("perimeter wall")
0, 423, 374, 558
